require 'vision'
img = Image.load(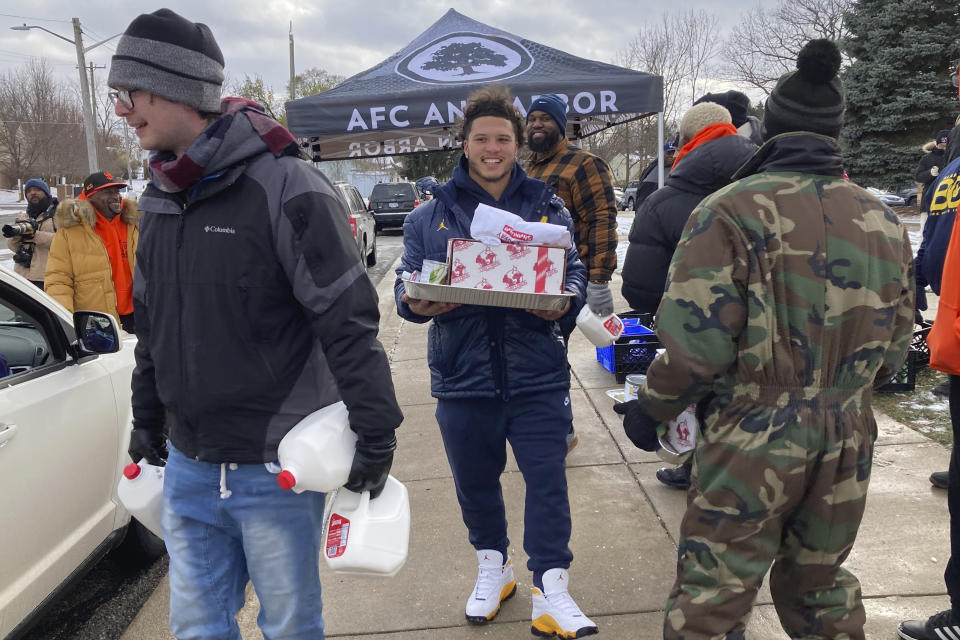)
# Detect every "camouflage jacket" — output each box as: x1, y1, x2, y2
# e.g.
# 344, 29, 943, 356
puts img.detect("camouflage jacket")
639, 133, 915, 423
525, 140, 618, 281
